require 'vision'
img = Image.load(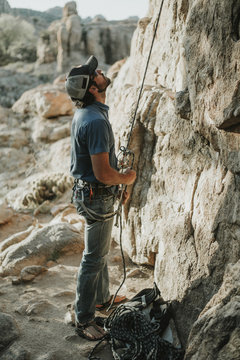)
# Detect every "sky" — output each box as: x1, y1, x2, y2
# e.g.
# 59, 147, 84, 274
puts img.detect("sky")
8, 0, 149, 21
